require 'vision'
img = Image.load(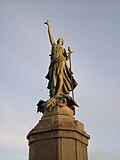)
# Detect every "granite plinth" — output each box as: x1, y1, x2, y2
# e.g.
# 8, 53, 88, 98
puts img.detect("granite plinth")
27, 105, 90, 160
